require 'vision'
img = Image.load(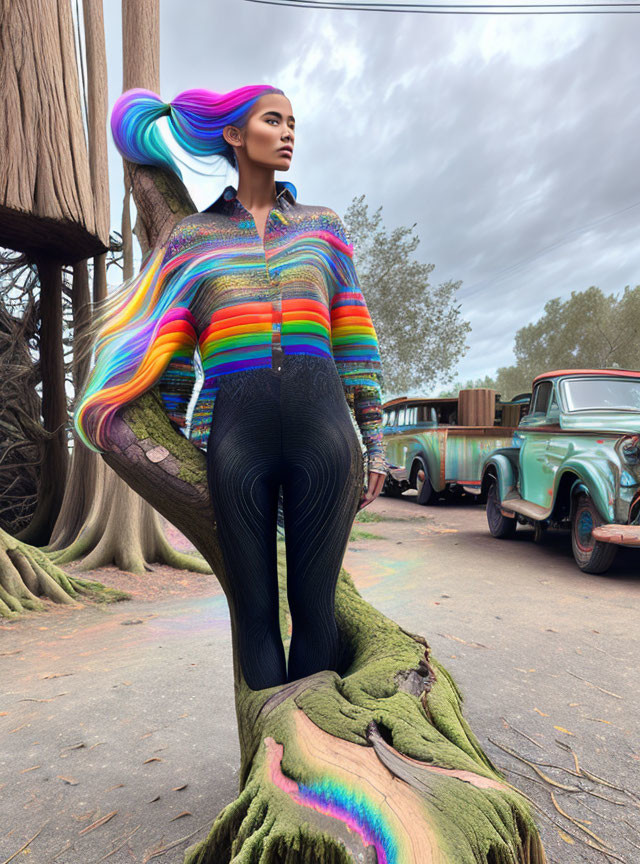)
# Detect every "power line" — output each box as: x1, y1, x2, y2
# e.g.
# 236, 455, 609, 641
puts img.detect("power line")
244, 0, 640, 12
253, 0, 640, 5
